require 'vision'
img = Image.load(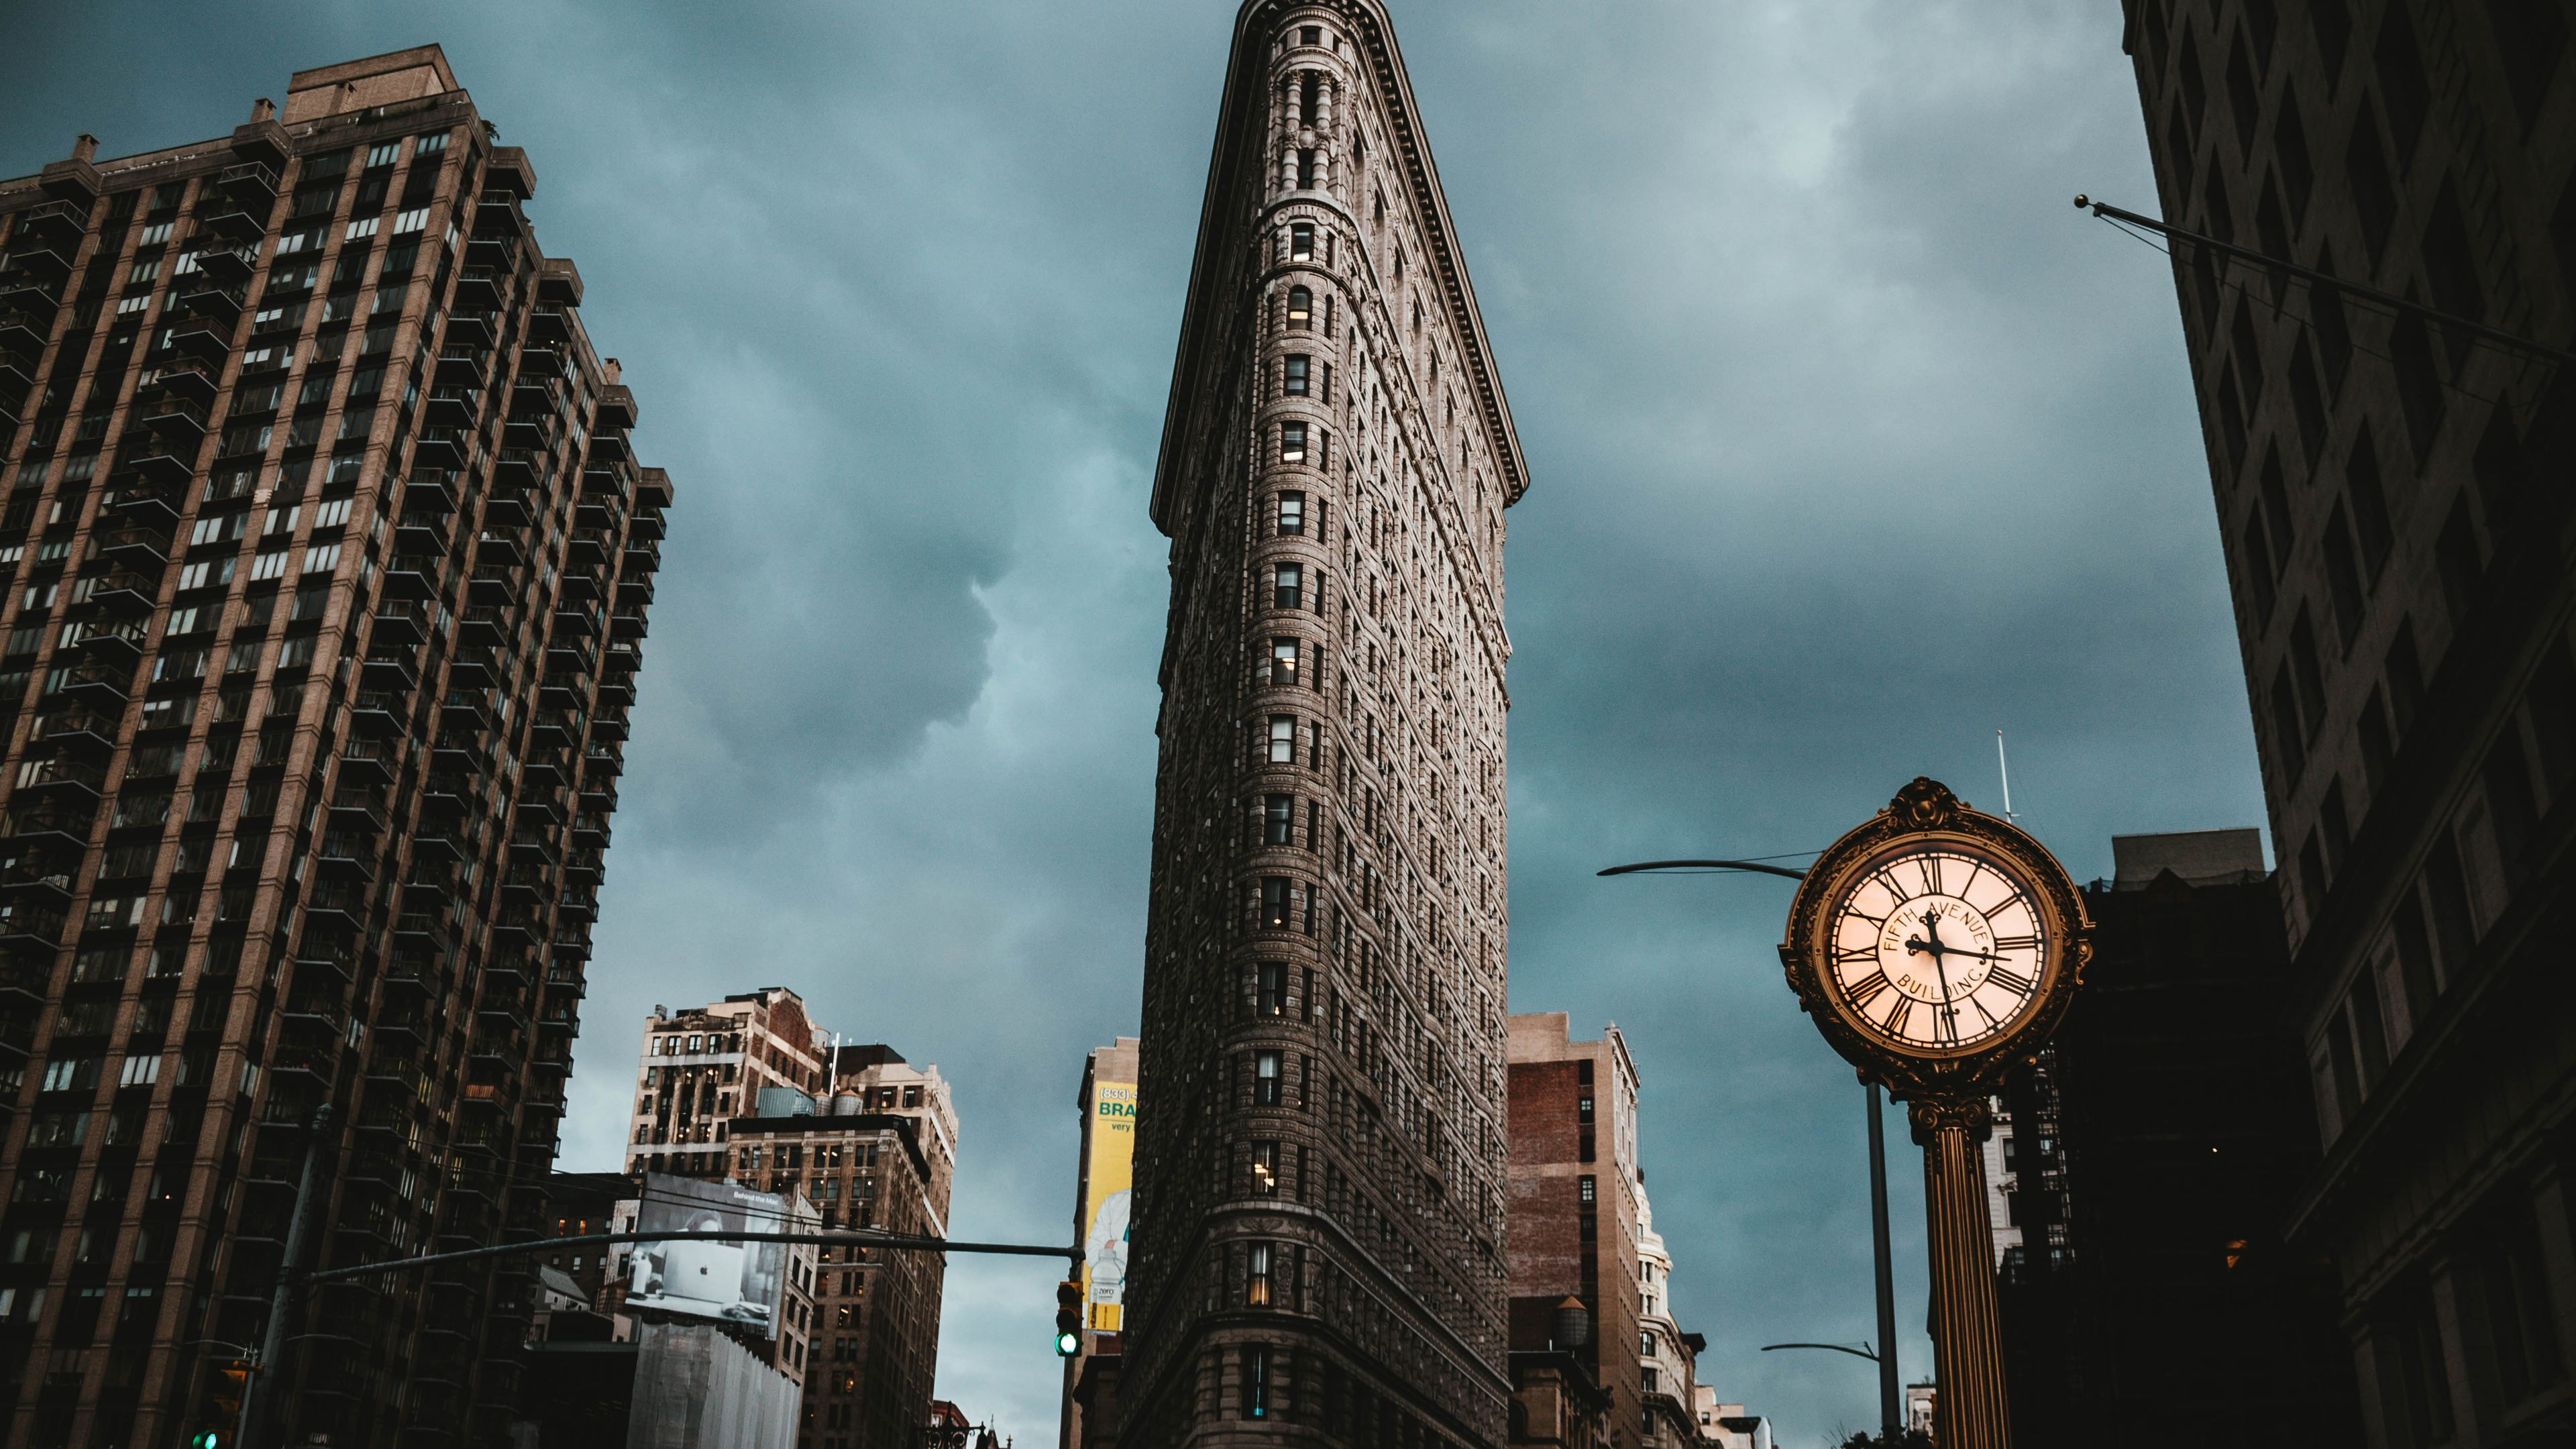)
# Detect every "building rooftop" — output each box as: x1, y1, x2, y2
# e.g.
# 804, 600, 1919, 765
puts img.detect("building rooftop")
2109, 828, 2267, 888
